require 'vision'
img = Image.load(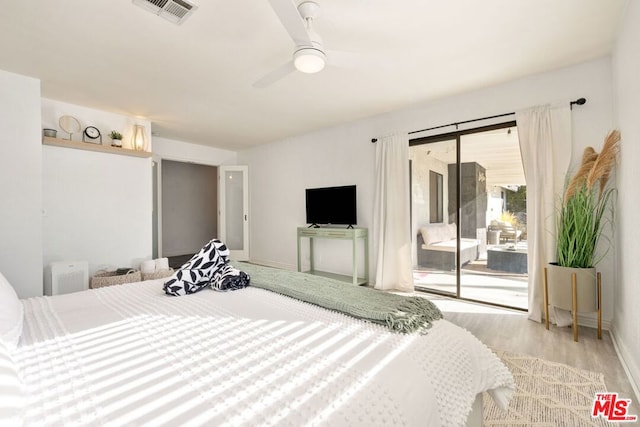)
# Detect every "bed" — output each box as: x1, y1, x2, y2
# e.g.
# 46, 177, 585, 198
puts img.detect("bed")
1, 263, 513, 426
